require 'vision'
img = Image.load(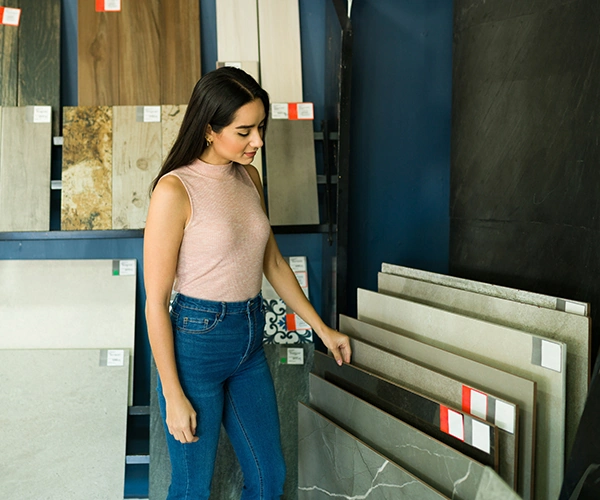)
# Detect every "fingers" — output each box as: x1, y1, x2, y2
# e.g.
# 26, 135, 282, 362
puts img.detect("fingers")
168, 414, 199, 444
329, 331, 352, 366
